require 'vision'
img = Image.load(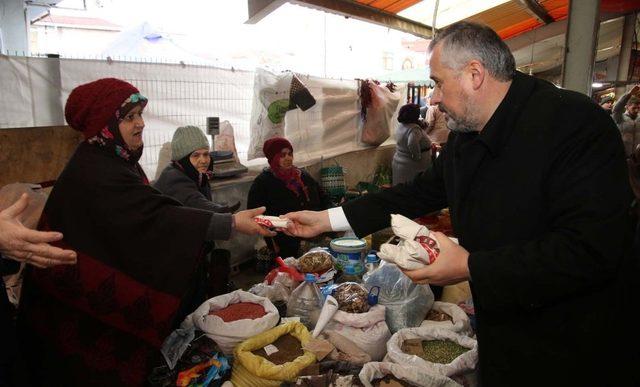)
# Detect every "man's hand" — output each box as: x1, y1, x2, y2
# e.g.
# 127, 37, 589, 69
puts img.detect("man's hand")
282, 210, 331, 238
0, 193, 77, 268
632, 85, 640, 95
402, 232, 470, 286
233, 207, 277, 237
